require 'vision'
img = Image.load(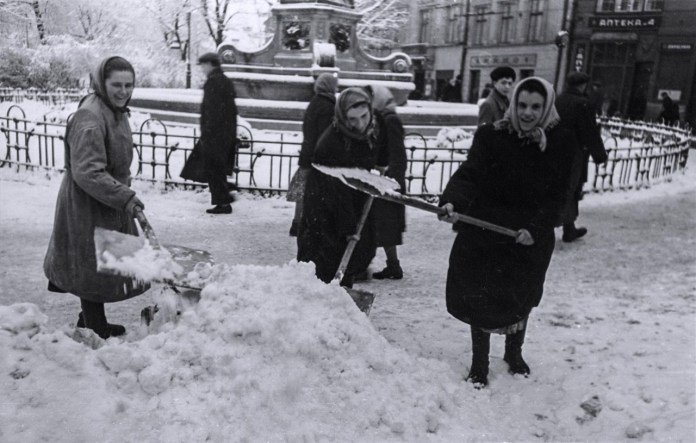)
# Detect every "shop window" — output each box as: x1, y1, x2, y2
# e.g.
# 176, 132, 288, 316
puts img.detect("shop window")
499, 2, 515, 43
419, 9, 431, 43
596, 0, 661, 12
520, 69, 534, 79
473, 6, 489, 45
643, 0, 663, 11
528, 0, 544, 42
